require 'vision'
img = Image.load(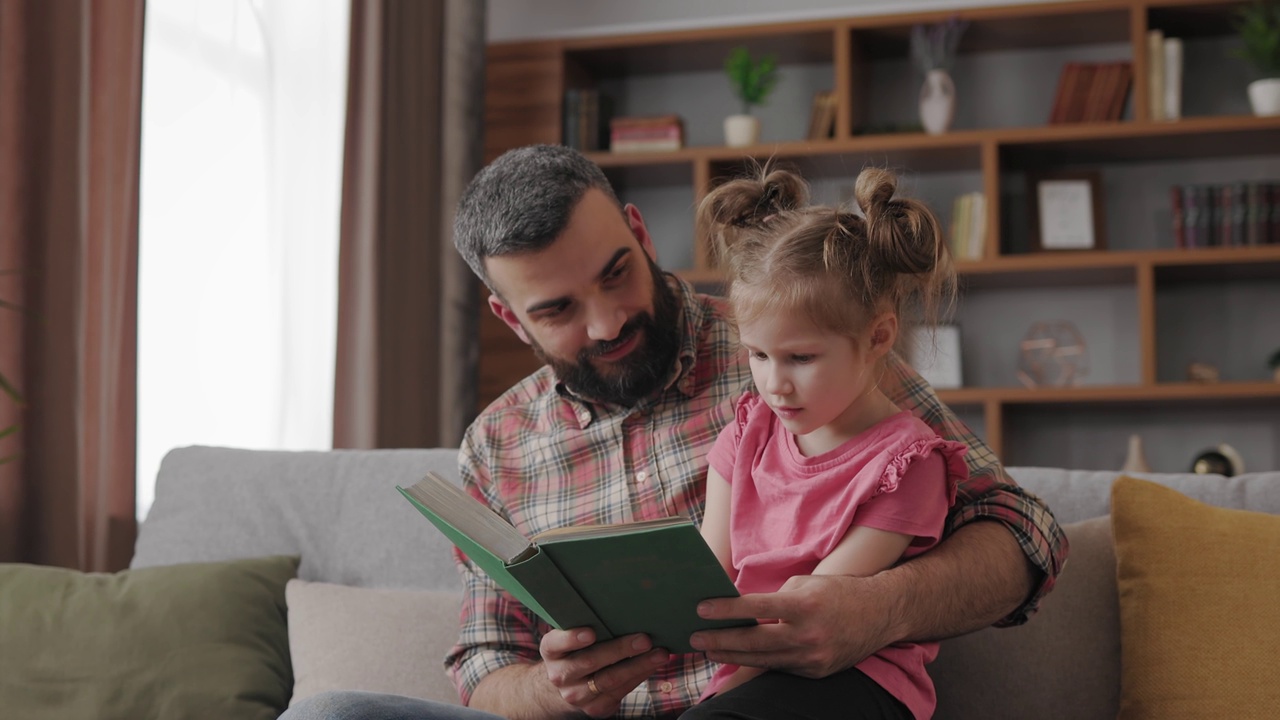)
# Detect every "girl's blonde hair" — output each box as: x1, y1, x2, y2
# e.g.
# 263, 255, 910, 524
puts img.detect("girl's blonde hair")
695, 165, 956, 345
